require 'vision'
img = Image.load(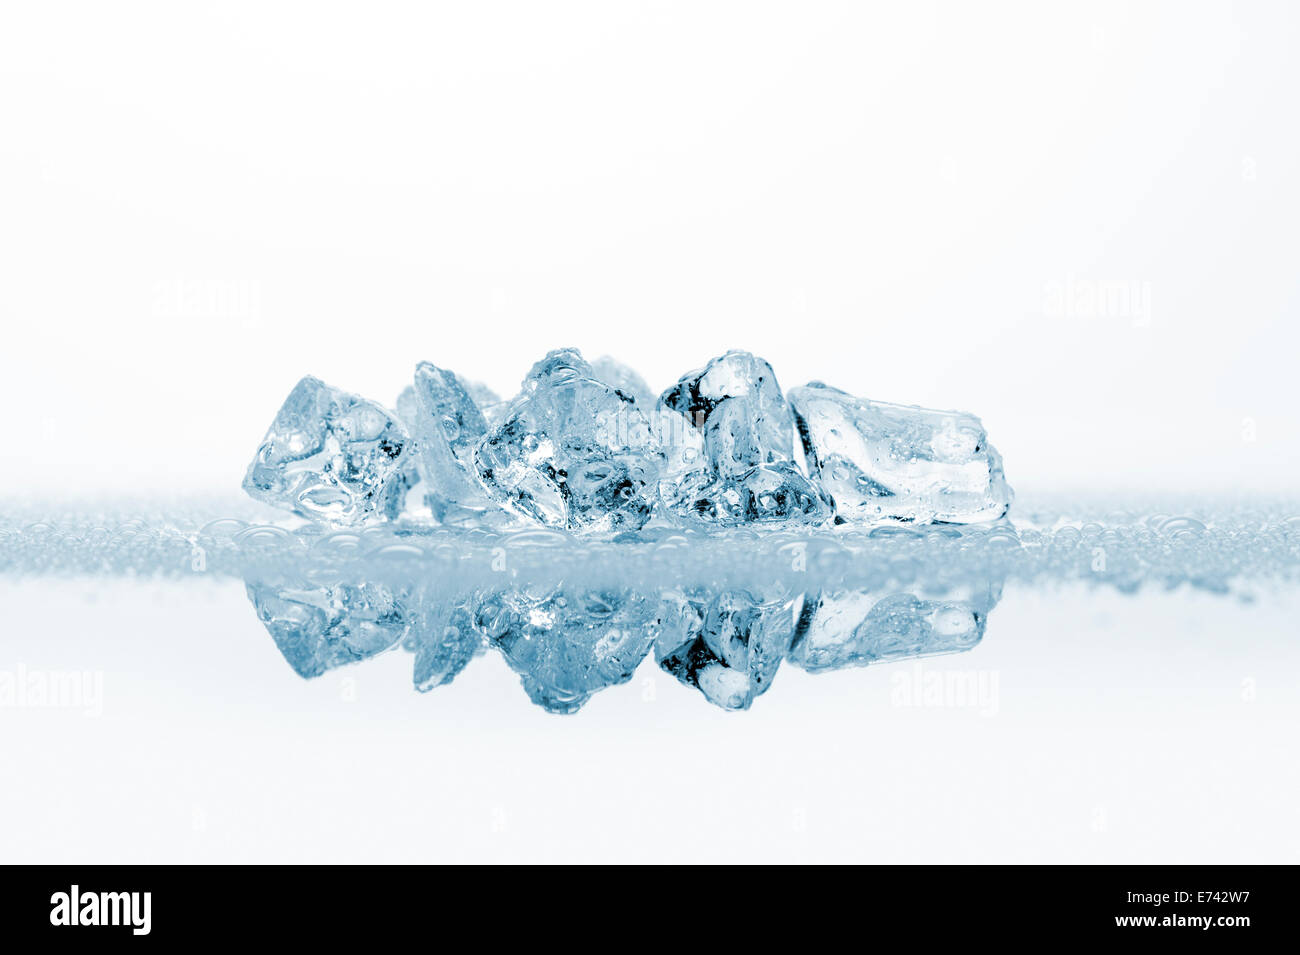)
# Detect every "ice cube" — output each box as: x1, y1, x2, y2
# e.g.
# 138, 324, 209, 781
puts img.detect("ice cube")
405, 361, 502, 526
473, 586, 659, 713
473, 348, 663, 536
408, 596, 483, 692
243, 376, 410, 525
655, 350, 829, 526
789, 382, 1012, 525
788, 581, 1001, 673
462, 379, 502, 414
246, 577, 411, 678
383, 387, 433, 521
590, 355, 656, 410
655, 588, 801, 710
